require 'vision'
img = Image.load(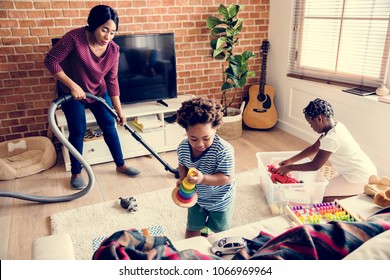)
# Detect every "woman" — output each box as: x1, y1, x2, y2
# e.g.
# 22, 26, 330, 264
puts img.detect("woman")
44, 5, 140, 189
